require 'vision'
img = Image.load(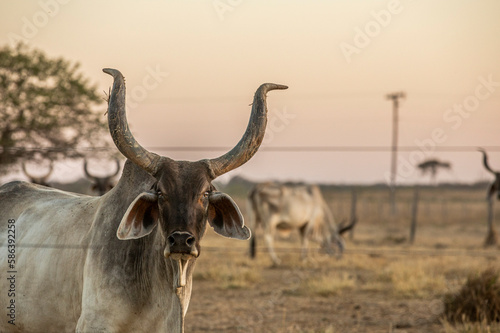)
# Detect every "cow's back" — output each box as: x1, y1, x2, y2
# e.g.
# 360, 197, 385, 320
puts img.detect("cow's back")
251, 183, 316, 227
278, 185, 317, 225
0, 181, 98, 332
